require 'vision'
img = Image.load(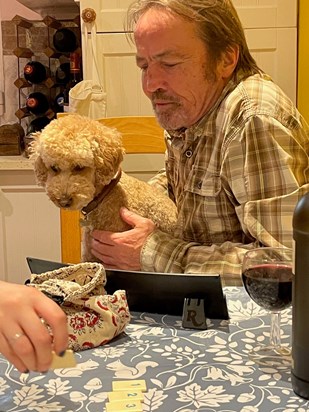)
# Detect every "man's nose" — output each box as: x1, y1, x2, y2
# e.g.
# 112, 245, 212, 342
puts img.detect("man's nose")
143, 66, 165, 93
